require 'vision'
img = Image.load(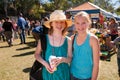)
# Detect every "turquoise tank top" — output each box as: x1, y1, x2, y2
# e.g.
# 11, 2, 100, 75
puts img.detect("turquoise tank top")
70, 34, 93, 79
42, 35, 70, 80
